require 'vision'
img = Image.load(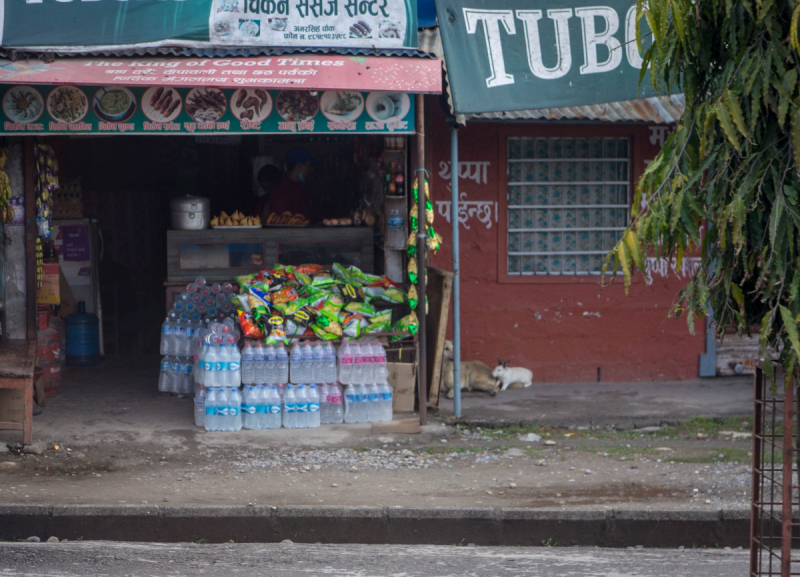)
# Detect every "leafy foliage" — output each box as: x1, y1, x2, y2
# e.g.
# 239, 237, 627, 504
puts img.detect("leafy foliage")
605, 0, 800, 376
